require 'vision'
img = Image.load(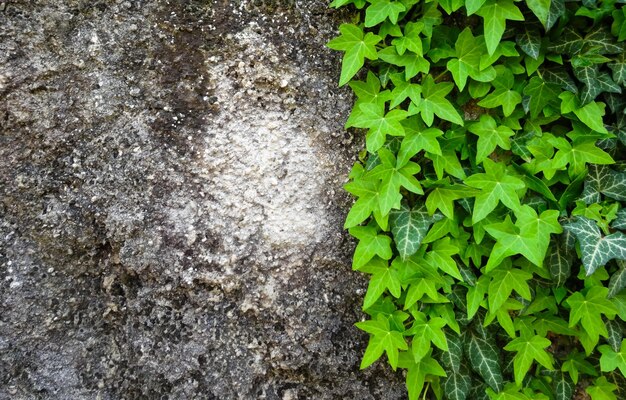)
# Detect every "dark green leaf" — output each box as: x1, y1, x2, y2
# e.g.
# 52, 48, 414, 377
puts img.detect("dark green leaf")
563, 217, 626, 276
466, 333, 503, 391
517, 25, 542, 59
389, 203, 443, 259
